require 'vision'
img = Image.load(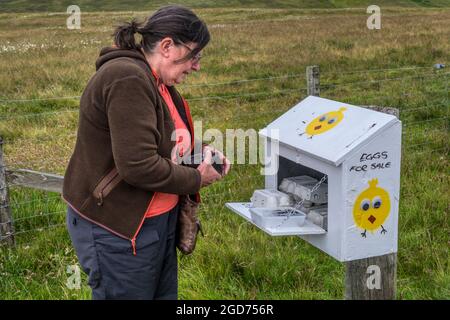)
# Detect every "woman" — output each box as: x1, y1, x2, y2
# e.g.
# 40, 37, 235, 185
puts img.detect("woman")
63, 5, 230, 300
